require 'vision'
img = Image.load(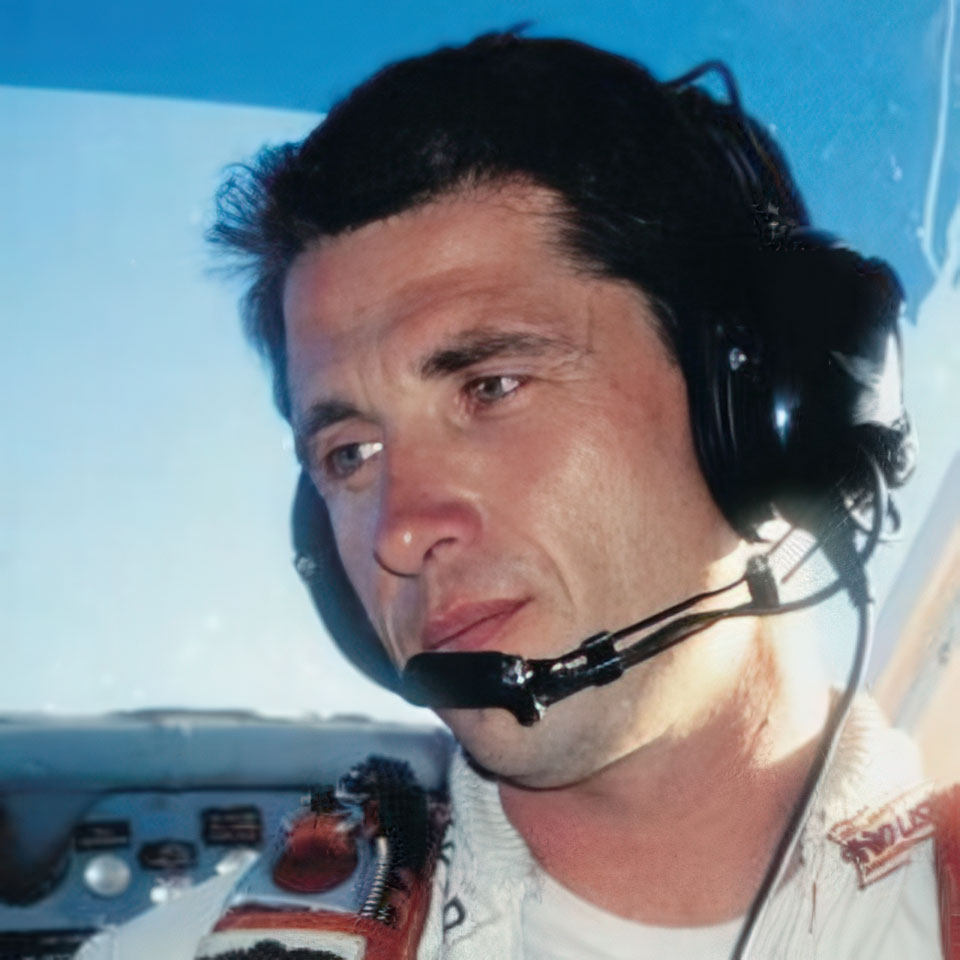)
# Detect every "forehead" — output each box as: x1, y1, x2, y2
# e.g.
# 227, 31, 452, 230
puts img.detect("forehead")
282, 184, 584, 374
